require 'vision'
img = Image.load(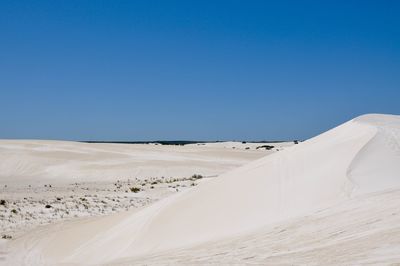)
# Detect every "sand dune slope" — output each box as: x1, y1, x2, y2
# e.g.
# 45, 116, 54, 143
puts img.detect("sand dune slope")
115, 188, 400, 265
5, 114, 400, 265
